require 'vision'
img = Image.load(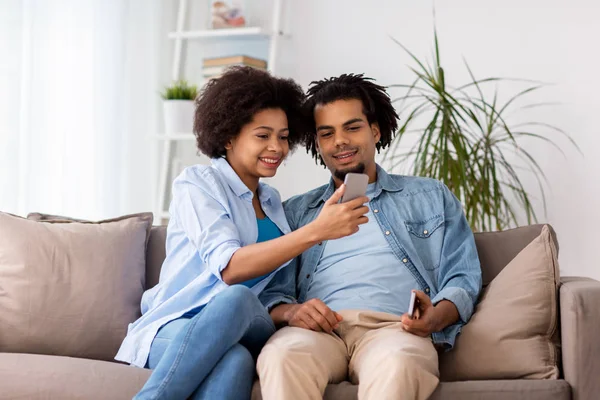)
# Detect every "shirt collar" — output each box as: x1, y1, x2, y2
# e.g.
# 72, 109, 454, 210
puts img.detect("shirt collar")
308, 164, 403, 208
258, 182, 273, 206
211, 157, 251, 198
211, 157, 273, 204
